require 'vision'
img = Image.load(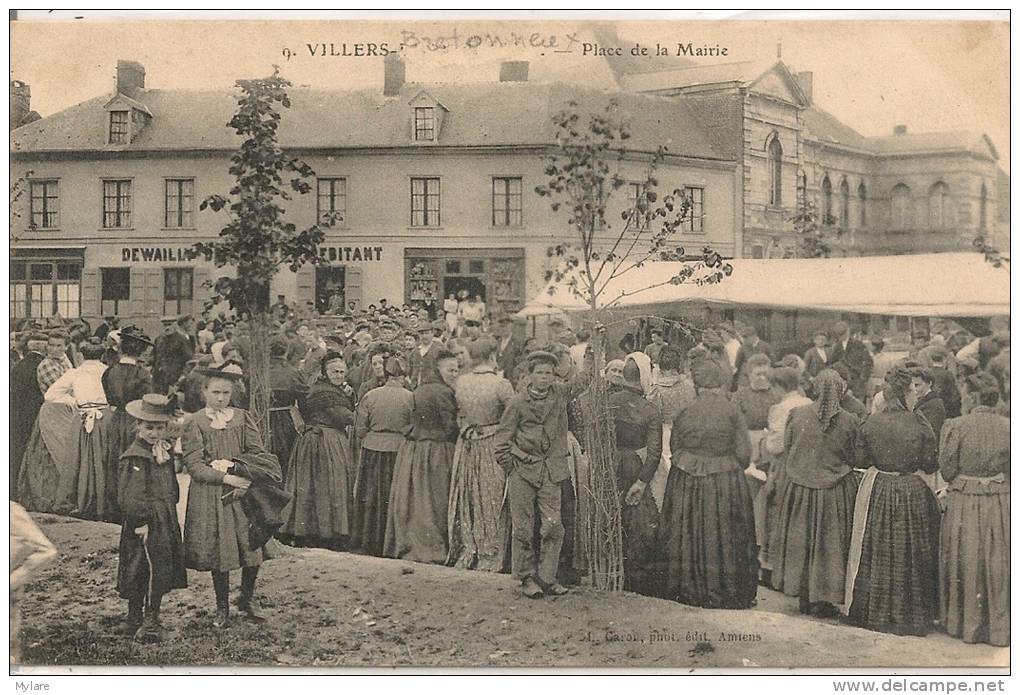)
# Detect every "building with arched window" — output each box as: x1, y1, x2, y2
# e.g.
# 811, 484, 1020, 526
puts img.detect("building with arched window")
768, 135, 783, 207
928, 182, 951, 230
10, 49, 1008, 326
